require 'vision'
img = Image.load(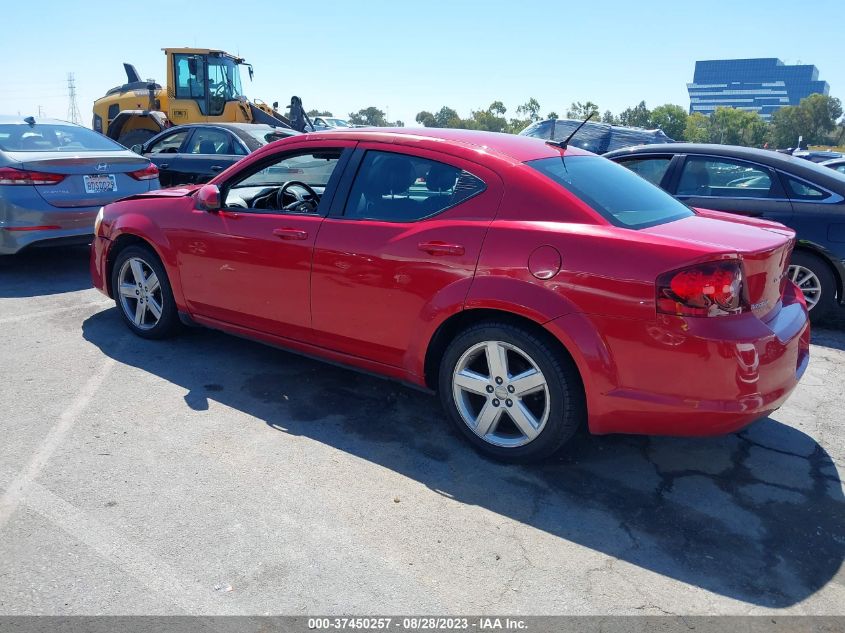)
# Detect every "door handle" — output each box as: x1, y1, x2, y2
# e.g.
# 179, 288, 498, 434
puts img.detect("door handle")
273, 228, 308, 240
211, 165, 224, 172
158, 163, 169, 169
418, 241, 465, 256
